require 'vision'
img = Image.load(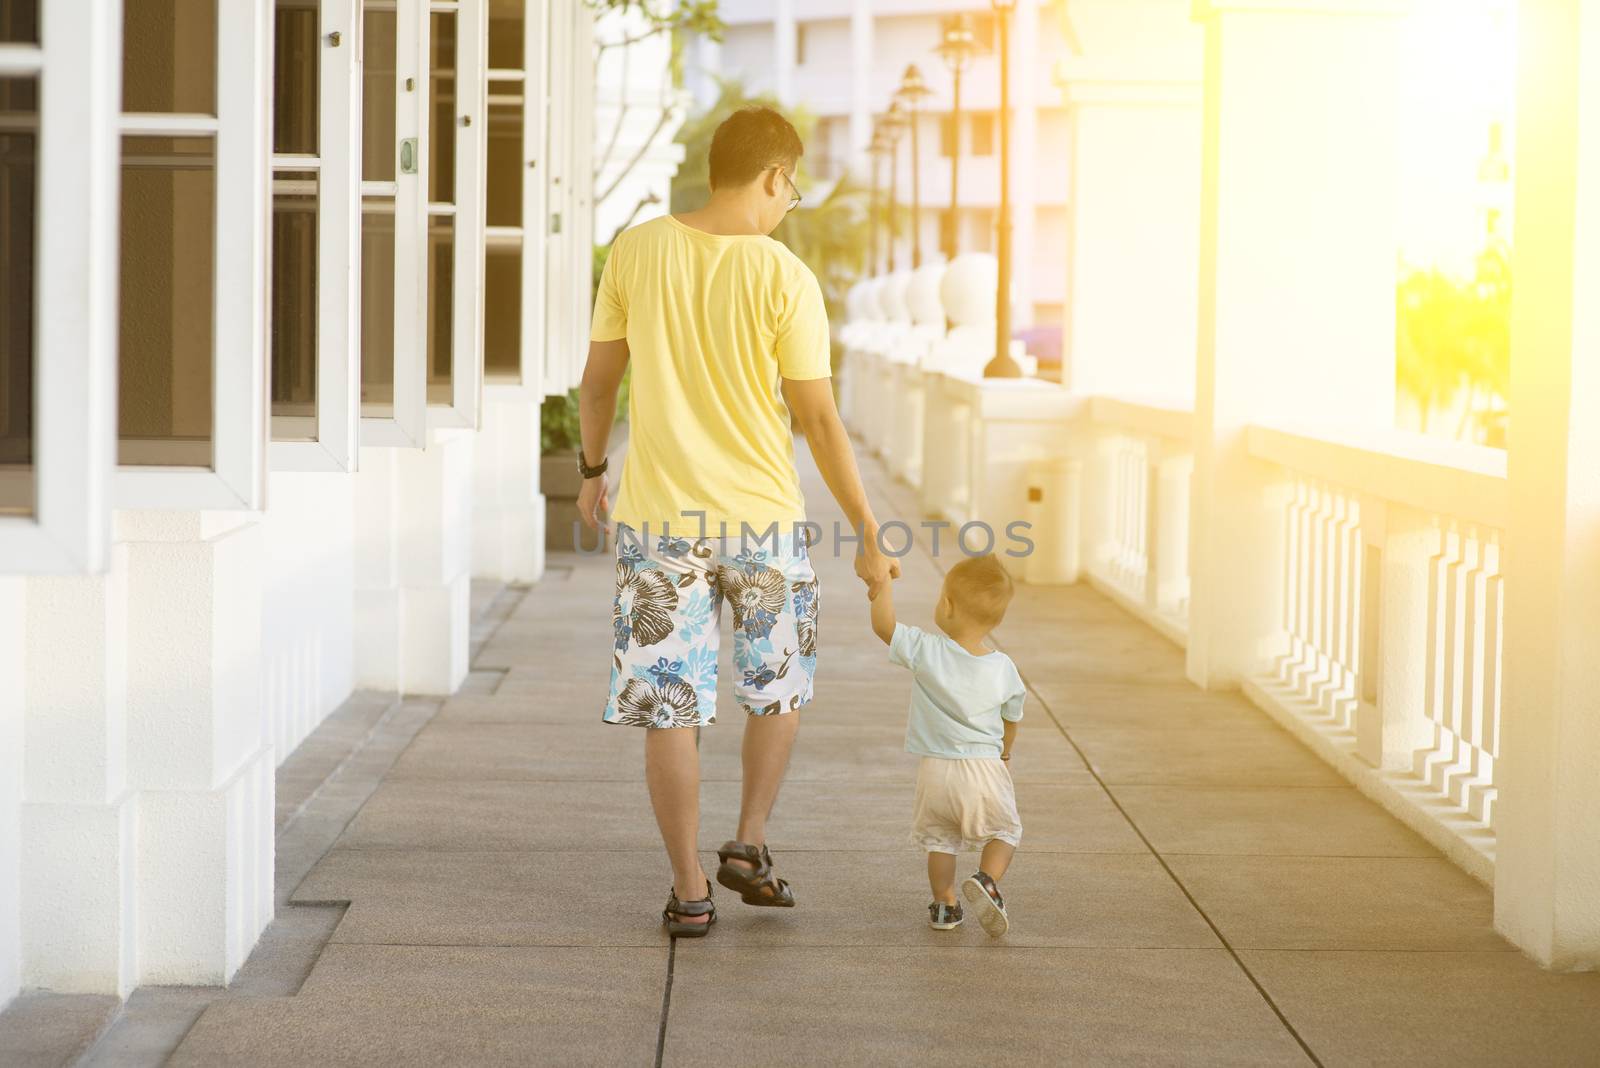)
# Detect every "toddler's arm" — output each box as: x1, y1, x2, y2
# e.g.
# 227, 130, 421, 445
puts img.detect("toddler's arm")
870, 572, 896, 645
1001, 718, 1018, 762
